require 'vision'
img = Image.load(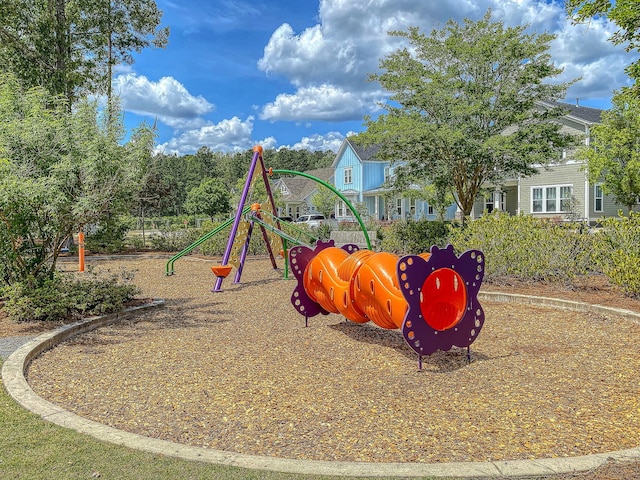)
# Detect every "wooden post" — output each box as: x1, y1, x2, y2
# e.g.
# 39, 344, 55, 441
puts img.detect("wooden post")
78, 232, 85, 272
